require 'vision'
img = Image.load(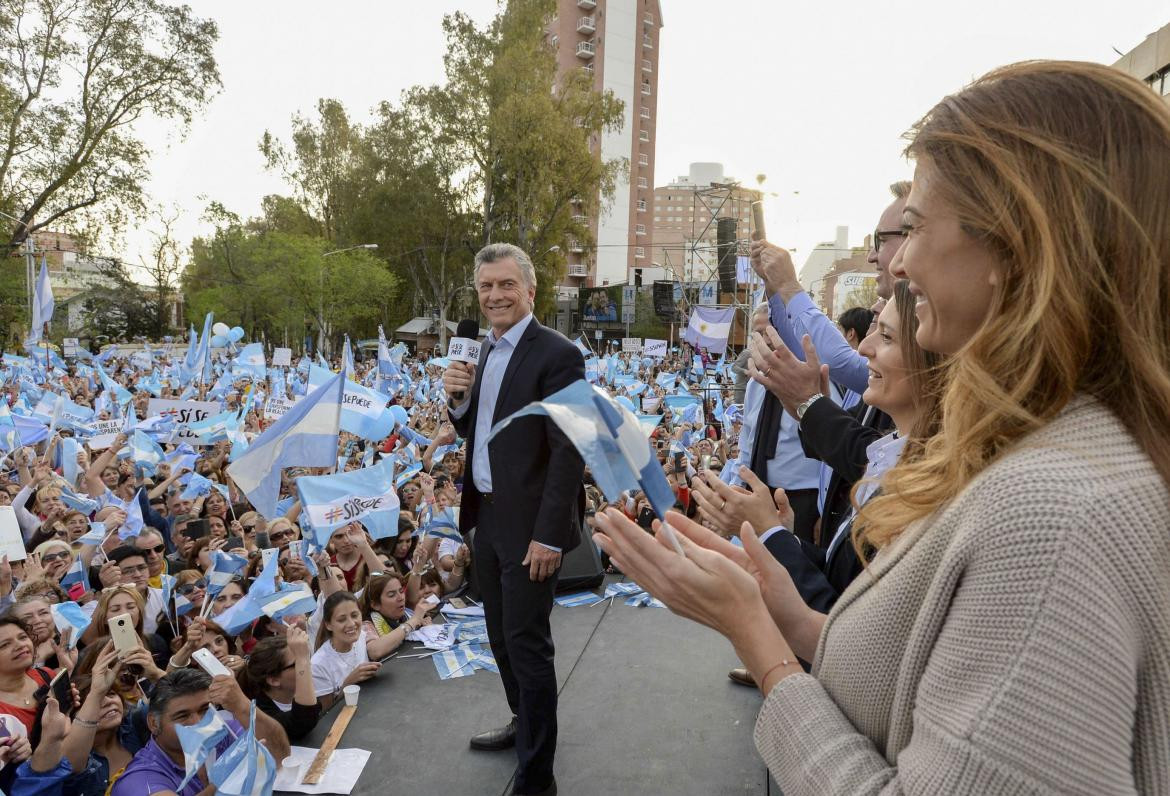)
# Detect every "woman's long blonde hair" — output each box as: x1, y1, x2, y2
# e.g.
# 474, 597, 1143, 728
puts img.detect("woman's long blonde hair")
856, 60, 1170, 551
